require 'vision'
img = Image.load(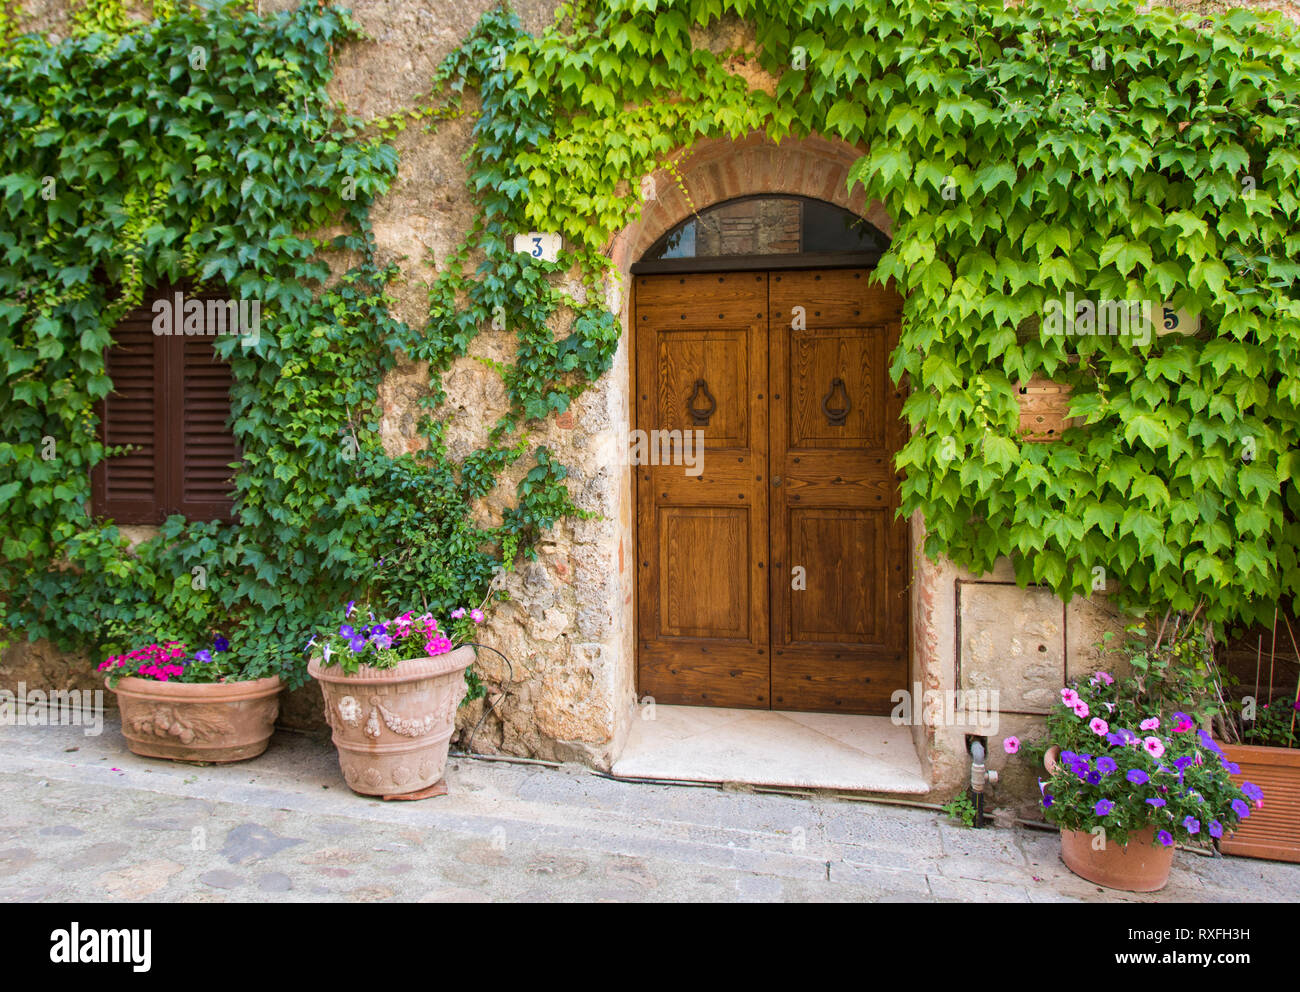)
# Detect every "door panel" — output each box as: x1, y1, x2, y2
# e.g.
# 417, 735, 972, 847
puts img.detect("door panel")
634, 268, 907, 714
635, 273, 771, 708
769, 269, 908, 713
